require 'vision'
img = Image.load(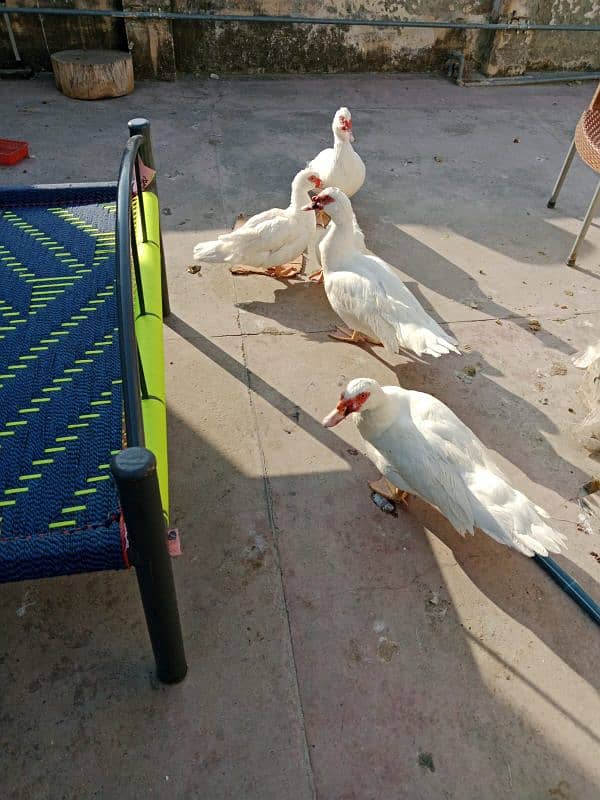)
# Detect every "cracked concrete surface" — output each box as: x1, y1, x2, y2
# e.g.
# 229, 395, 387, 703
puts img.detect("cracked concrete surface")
1, 73, 600, 799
